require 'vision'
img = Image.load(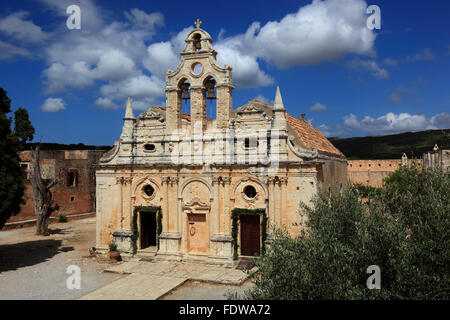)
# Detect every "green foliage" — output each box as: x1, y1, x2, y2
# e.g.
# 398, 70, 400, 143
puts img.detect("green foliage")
231, 208, 266, 260
132, 206, 162, 254
14, 107, 34, 149
241, 167, 449, 300
0, 88, 34, 229
58, 215, 68, 223
352, 183, 381, 198
109, 242, 117, 251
